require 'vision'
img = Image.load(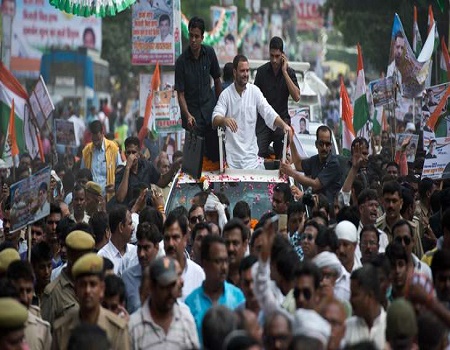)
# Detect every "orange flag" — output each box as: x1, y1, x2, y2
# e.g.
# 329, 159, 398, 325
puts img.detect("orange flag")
427, 85, 450, 131
8, 99, 19, 157
138, 62, 161, 143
